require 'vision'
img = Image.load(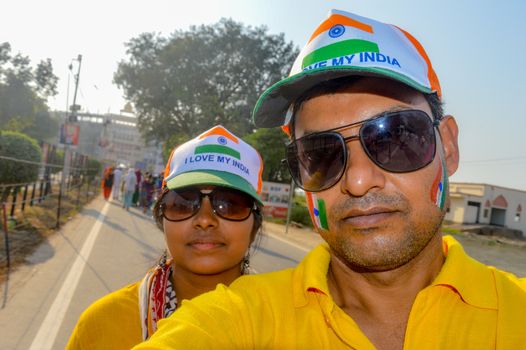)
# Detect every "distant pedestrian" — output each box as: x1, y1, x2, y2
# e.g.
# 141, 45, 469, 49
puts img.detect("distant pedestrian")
101, 166, 114, 200
123, 169, 137, 210
112, 166, 123, 200
132, 169, 142, 206
140, 172, 154, 214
